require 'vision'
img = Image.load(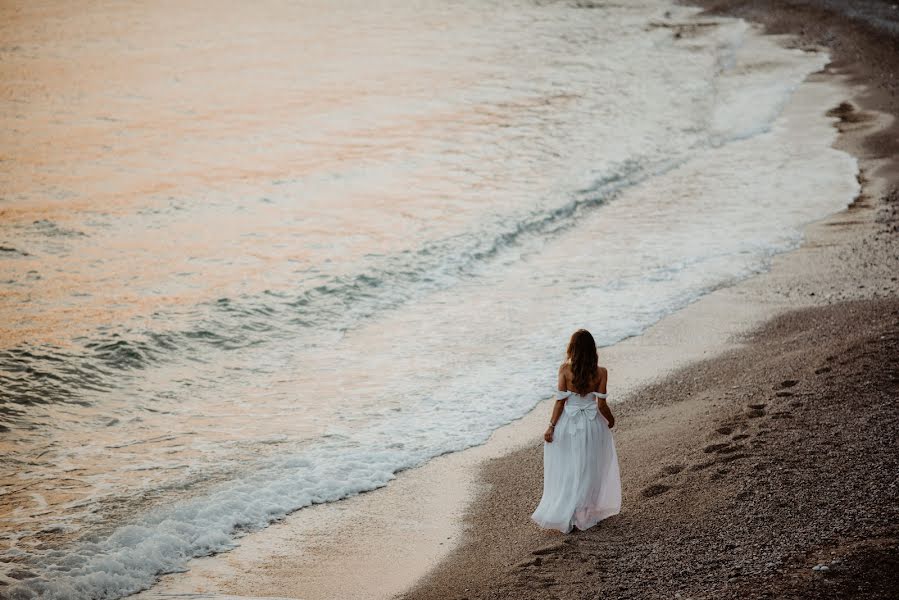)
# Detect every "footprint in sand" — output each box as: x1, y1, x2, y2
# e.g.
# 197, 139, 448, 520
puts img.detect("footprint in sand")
731, 433, 750, 441
641, 483, 670, 498
703, 442, 746, 458
745, 404, 766, 418
703, 442, 731, 453
532, 542, 566, 556
776, 379, 799, 389
716, 426, 734, 435
689, 459, 716, 471
718, 453, 749, 463
514, 556, 542, 570
661, 464, 686, 475
815, 366, 832, 375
